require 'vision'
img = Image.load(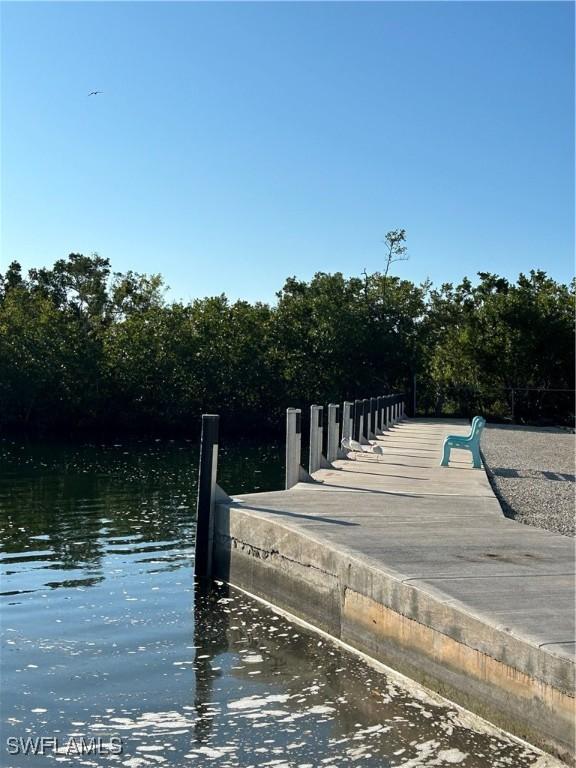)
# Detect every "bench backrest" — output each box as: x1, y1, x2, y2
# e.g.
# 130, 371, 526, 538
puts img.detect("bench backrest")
470, 416, 486, 440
